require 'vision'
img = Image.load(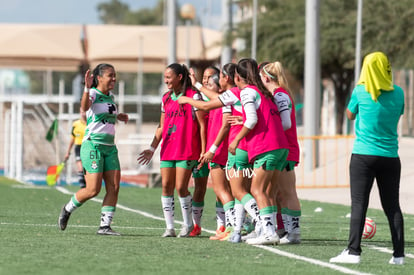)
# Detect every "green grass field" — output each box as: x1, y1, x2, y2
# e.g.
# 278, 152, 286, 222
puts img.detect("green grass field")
0, 176, 412, 275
